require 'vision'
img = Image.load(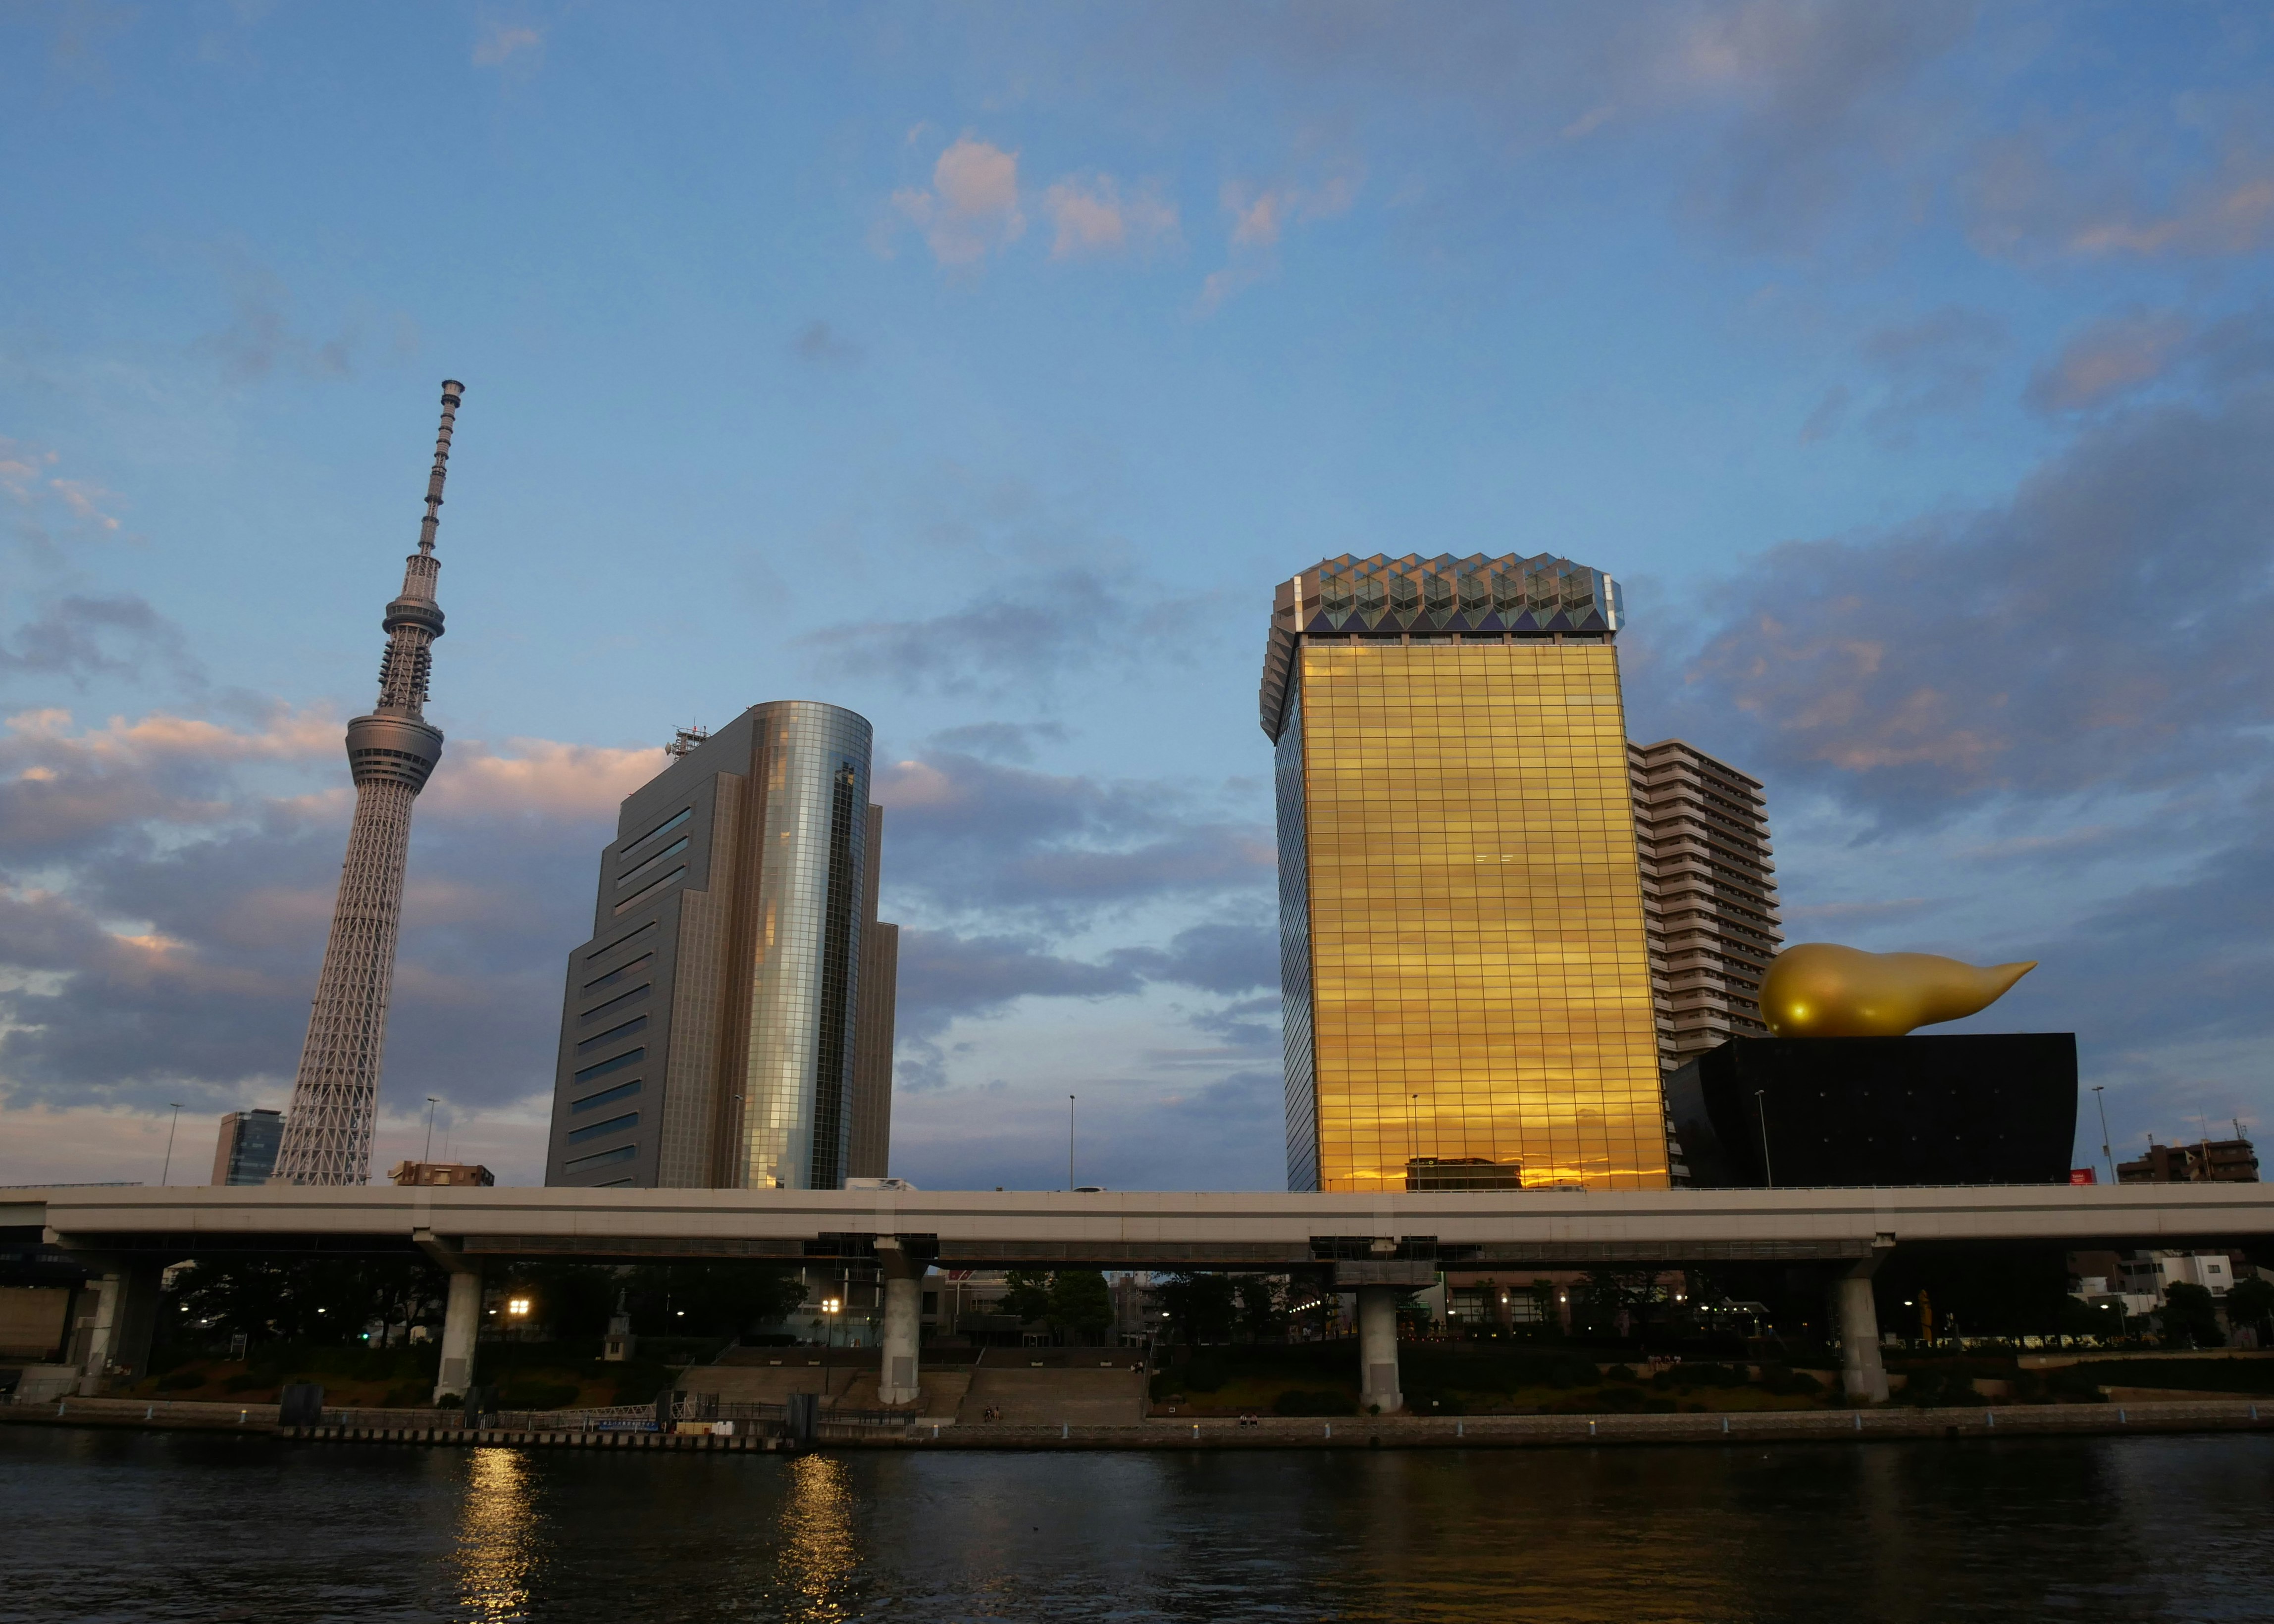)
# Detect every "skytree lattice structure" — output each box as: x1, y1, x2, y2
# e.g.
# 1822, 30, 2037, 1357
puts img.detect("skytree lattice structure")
272, 381, 467, 1185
